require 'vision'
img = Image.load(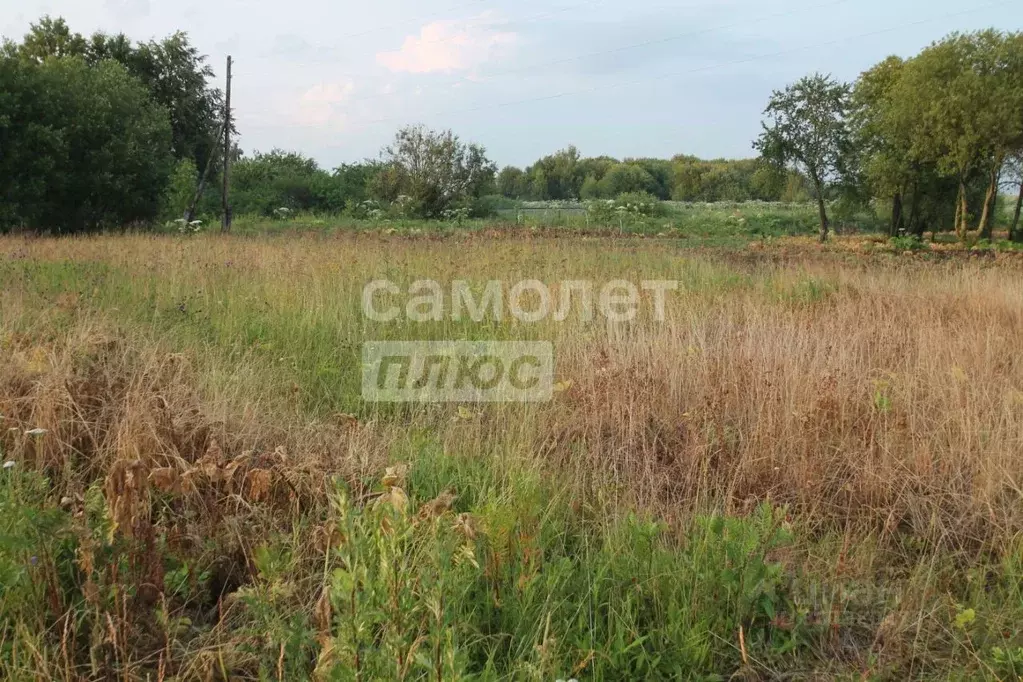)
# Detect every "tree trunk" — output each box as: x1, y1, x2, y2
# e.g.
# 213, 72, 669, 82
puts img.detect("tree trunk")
1011, 181, 1023, 242
908, 181, 923, 237
978, 165, 1000, 241
816, 196, 830, 243
955, 178, 968, 240
890, 191, 904, 237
